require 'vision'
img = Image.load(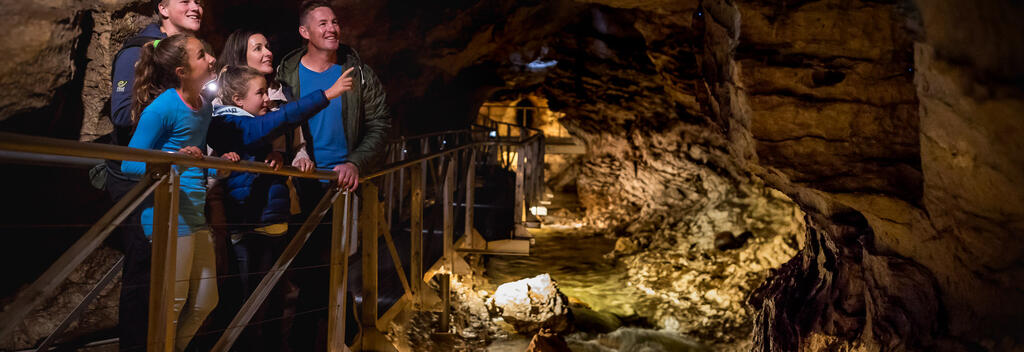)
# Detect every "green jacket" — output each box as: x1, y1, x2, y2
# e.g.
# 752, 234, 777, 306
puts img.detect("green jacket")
277, 44, 391, 173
